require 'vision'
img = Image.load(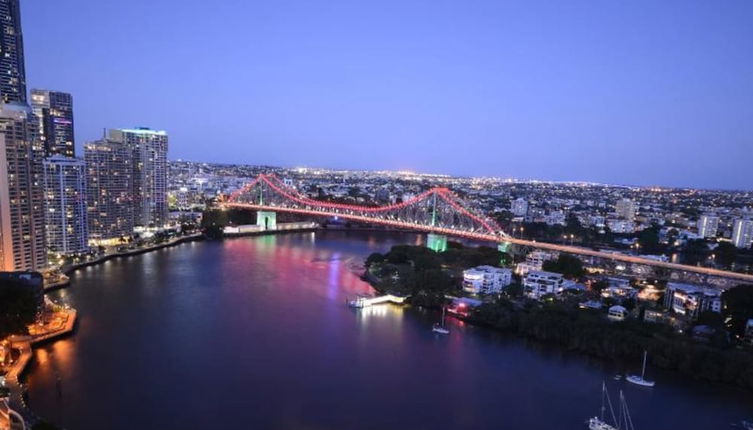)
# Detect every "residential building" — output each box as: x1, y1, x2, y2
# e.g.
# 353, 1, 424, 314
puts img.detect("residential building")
607, 305, 628, 321
43, 155, 88, 255
663, 282, 722, 321
697, 214, 719, 239
84, 139, 134, 243
0, 103, 46, 271
0, 0, 26, 104
462, 266, 512, 295
607, 218, 635, 234
511, 198, 528, 217
109, 128, 168, 228
615, 198, 636, 222
523, 270, 564, 300
732, 219, 753, 249
30, 89, 75, 157
515, 250, 555, 276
